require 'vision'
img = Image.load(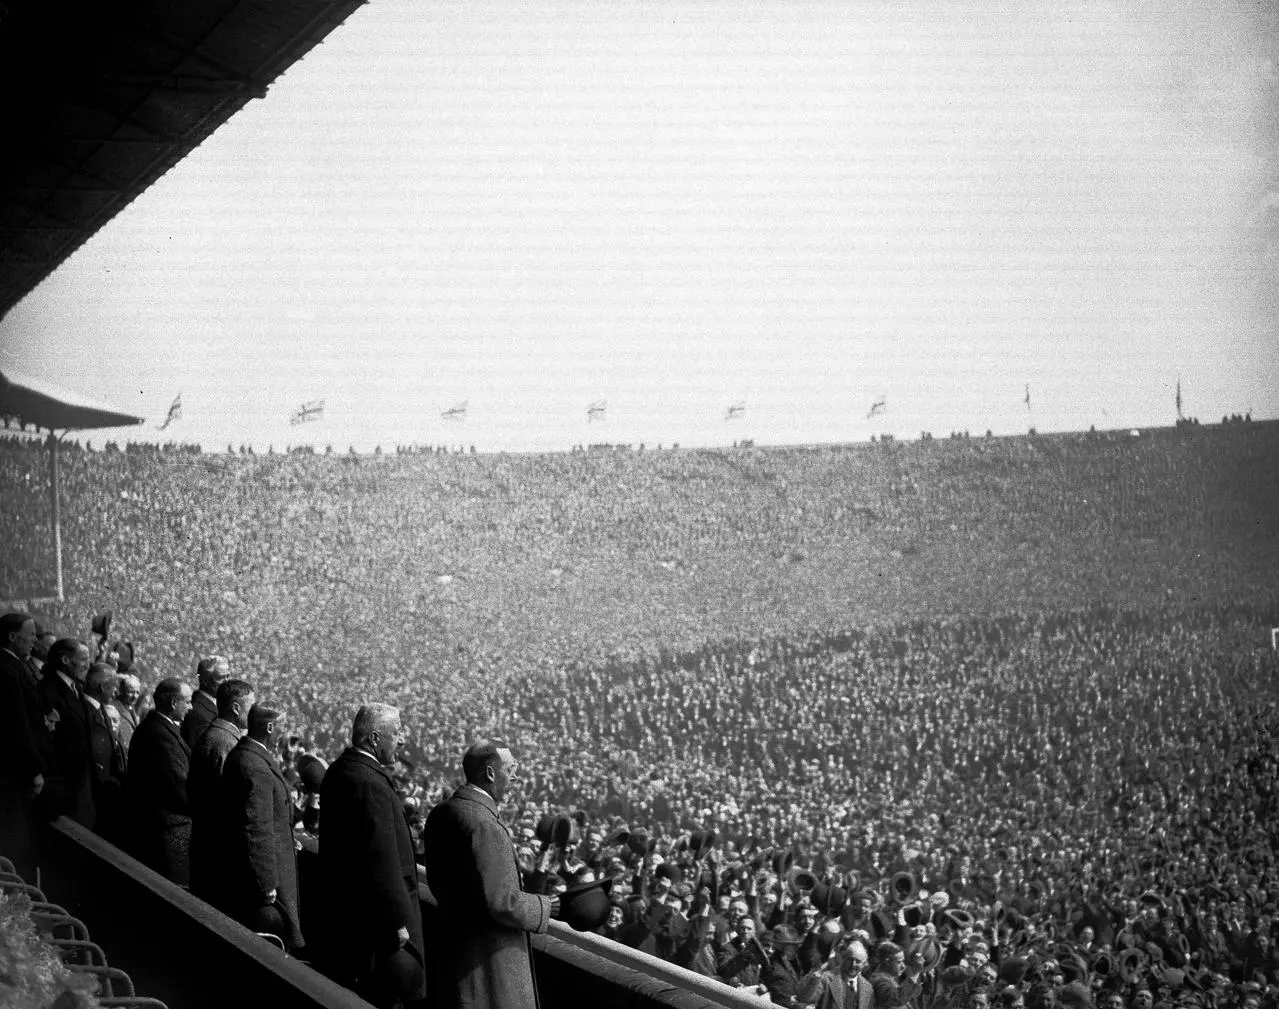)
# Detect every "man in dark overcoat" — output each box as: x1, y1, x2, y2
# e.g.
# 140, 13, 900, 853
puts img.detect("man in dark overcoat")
37, 638, 97, 827
218, 702, 303, 951
319, 702, 426, 1008
188, 678, 255, 903
182, 654, 228, 749
423, 740, 558, 1009
127, 678, 194, 885
0, 613, 47, 877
